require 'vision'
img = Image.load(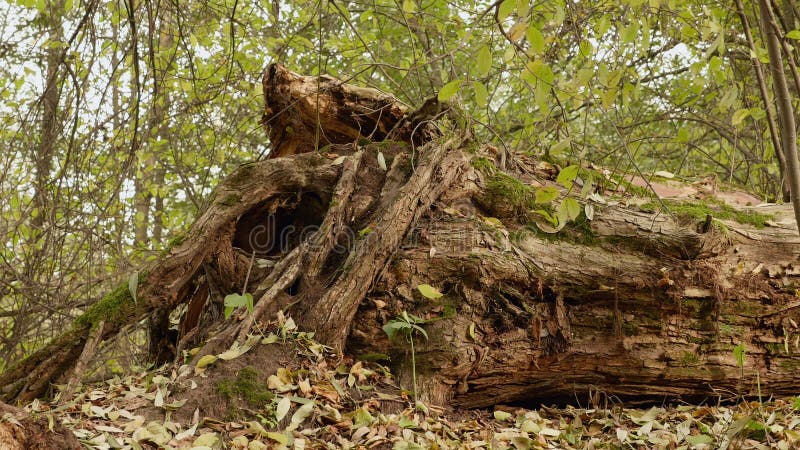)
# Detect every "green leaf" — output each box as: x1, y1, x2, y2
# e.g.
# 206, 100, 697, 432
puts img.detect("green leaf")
438, 79, 462, 102
193, 433, 221, 448
410, 323, 428, 340
549, 138, 571, 156
734, 343, 746, 367
494, 410, 512, 421
354, 407, 375, 428
534, 186, 559, 204
473, 81, 488, 107
676, 128, 690, 143
560, 198, 581, 221
534, 209, 558, 227
402, 0, 416, 13
686, 434, 713, 445
245, 293, 253, 314
556, 165, 580, 188
476, 46, 492, 77
195, 354, 218, 369
575, 68, 594, 87
224, 293, 252, 319
417, 284, 444, 299
289, 401, 314, 427
526, 60, 555, 85
224, 293, 246, 308
516, 0, 529, 17
620, 23, 638, 44
526, 26, 545, 54
498, 0, 515, 20
508, 22, 527, 41
731, 108, 750, 126
264, 431, 288, 445
787, 30, 800, 40
398, 415, 417, 428
382, 321, 411, 341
